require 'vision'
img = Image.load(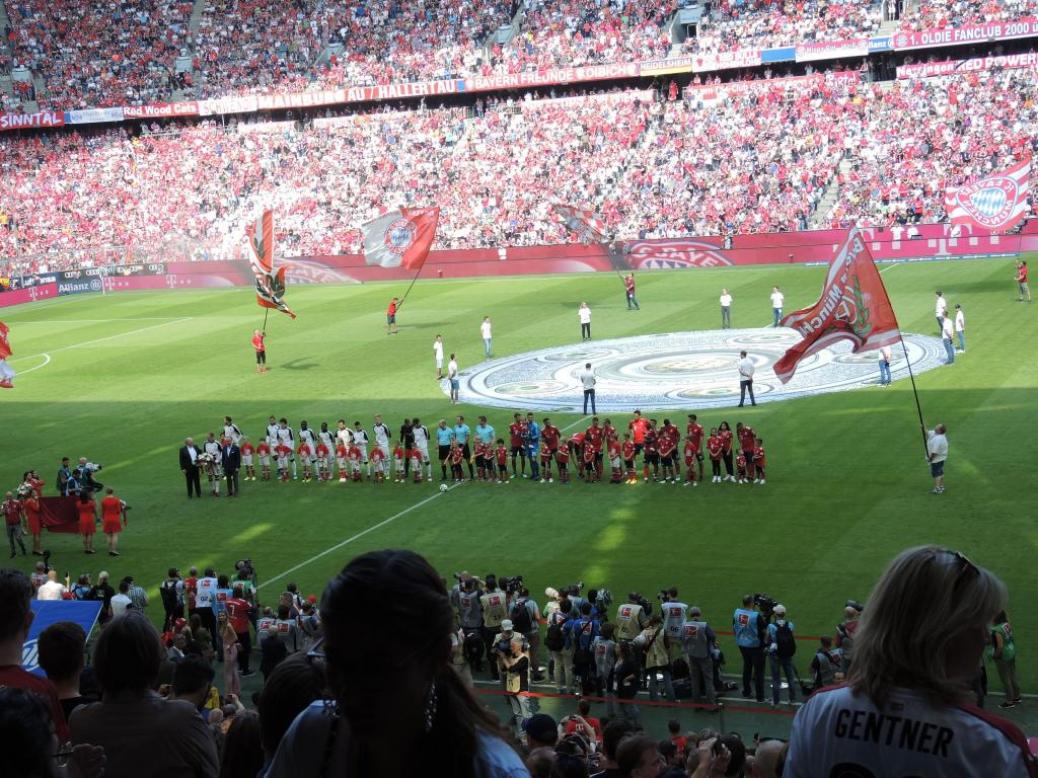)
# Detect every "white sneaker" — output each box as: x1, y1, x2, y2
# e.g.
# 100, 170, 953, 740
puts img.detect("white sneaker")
682, 481, 690, 487
693, 481, 698, 487
759, 479, 766, 485
753, 478, 761, 484
549, 478, 554, 483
